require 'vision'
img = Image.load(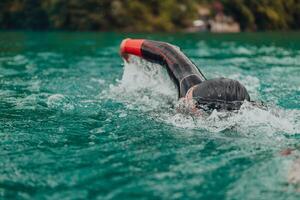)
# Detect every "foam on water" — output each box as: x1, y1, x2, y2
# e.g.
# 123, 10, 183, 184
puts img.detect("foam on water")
119, 57, 177, 97
105, 56, 177, 112
47, 94, 75, 112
